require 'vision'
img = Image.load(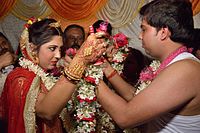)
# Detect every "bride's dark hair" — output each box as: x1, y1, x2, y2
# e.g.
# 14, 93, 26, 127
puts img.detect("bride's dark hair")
28, 18, 63, 50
